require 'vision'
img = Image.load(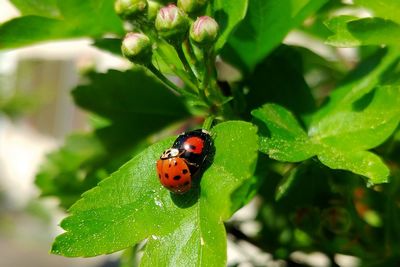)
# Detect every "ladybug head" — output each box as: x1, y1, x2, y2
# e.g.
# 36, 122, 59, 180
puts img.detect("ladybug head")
160, 148, 180, 159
